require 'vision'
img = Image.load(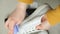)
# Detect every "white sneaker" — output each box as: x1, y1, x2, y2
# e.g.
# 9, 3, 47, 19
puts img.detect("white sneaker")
17, 4, 50, 34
